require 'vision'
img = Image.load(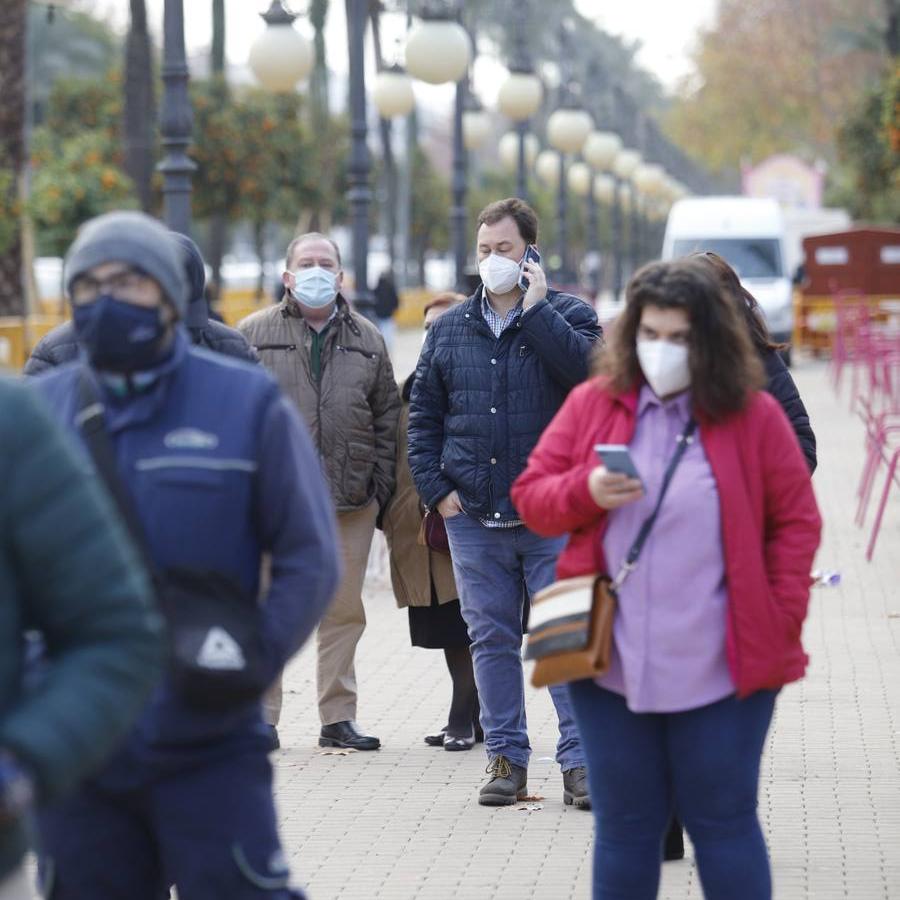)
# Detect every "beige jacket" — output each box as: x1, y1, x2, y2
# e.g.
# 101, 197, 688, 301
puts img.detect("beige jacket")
239, 295, 400, 514
382, 382, 457, 608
